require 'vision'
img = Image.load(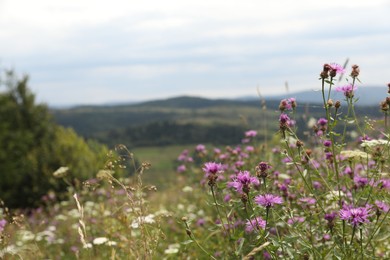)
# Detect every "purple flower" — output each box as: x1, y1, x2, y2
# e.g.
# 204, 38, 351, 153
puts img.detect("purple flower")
245, 216, 266, 233
317, 118, 328, 126
0, 219, 7, 233
324, 212, 337, 222
177, 165, 186, 173
313, 181, 322, 189
196, 144, 206, 153
202, 162, 224, 176
379, 179, 390, 190
375, 201, 389, 213
245, 146, 255, 152
336, 84, 357, 98
287, 216, 305, 225
339, 205, 372, 226
323, 233, 331, 241
196, 218, 206, 227
279, 113, 291, 124
354, 176, 369, 188
255, 194, 283, 208
245, 130, 257, 137
330, 63, 346, 75
228, 171, 260, 194
257, 162, 272, 173
323, 140, 332, 147
299, 197, 316, 205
